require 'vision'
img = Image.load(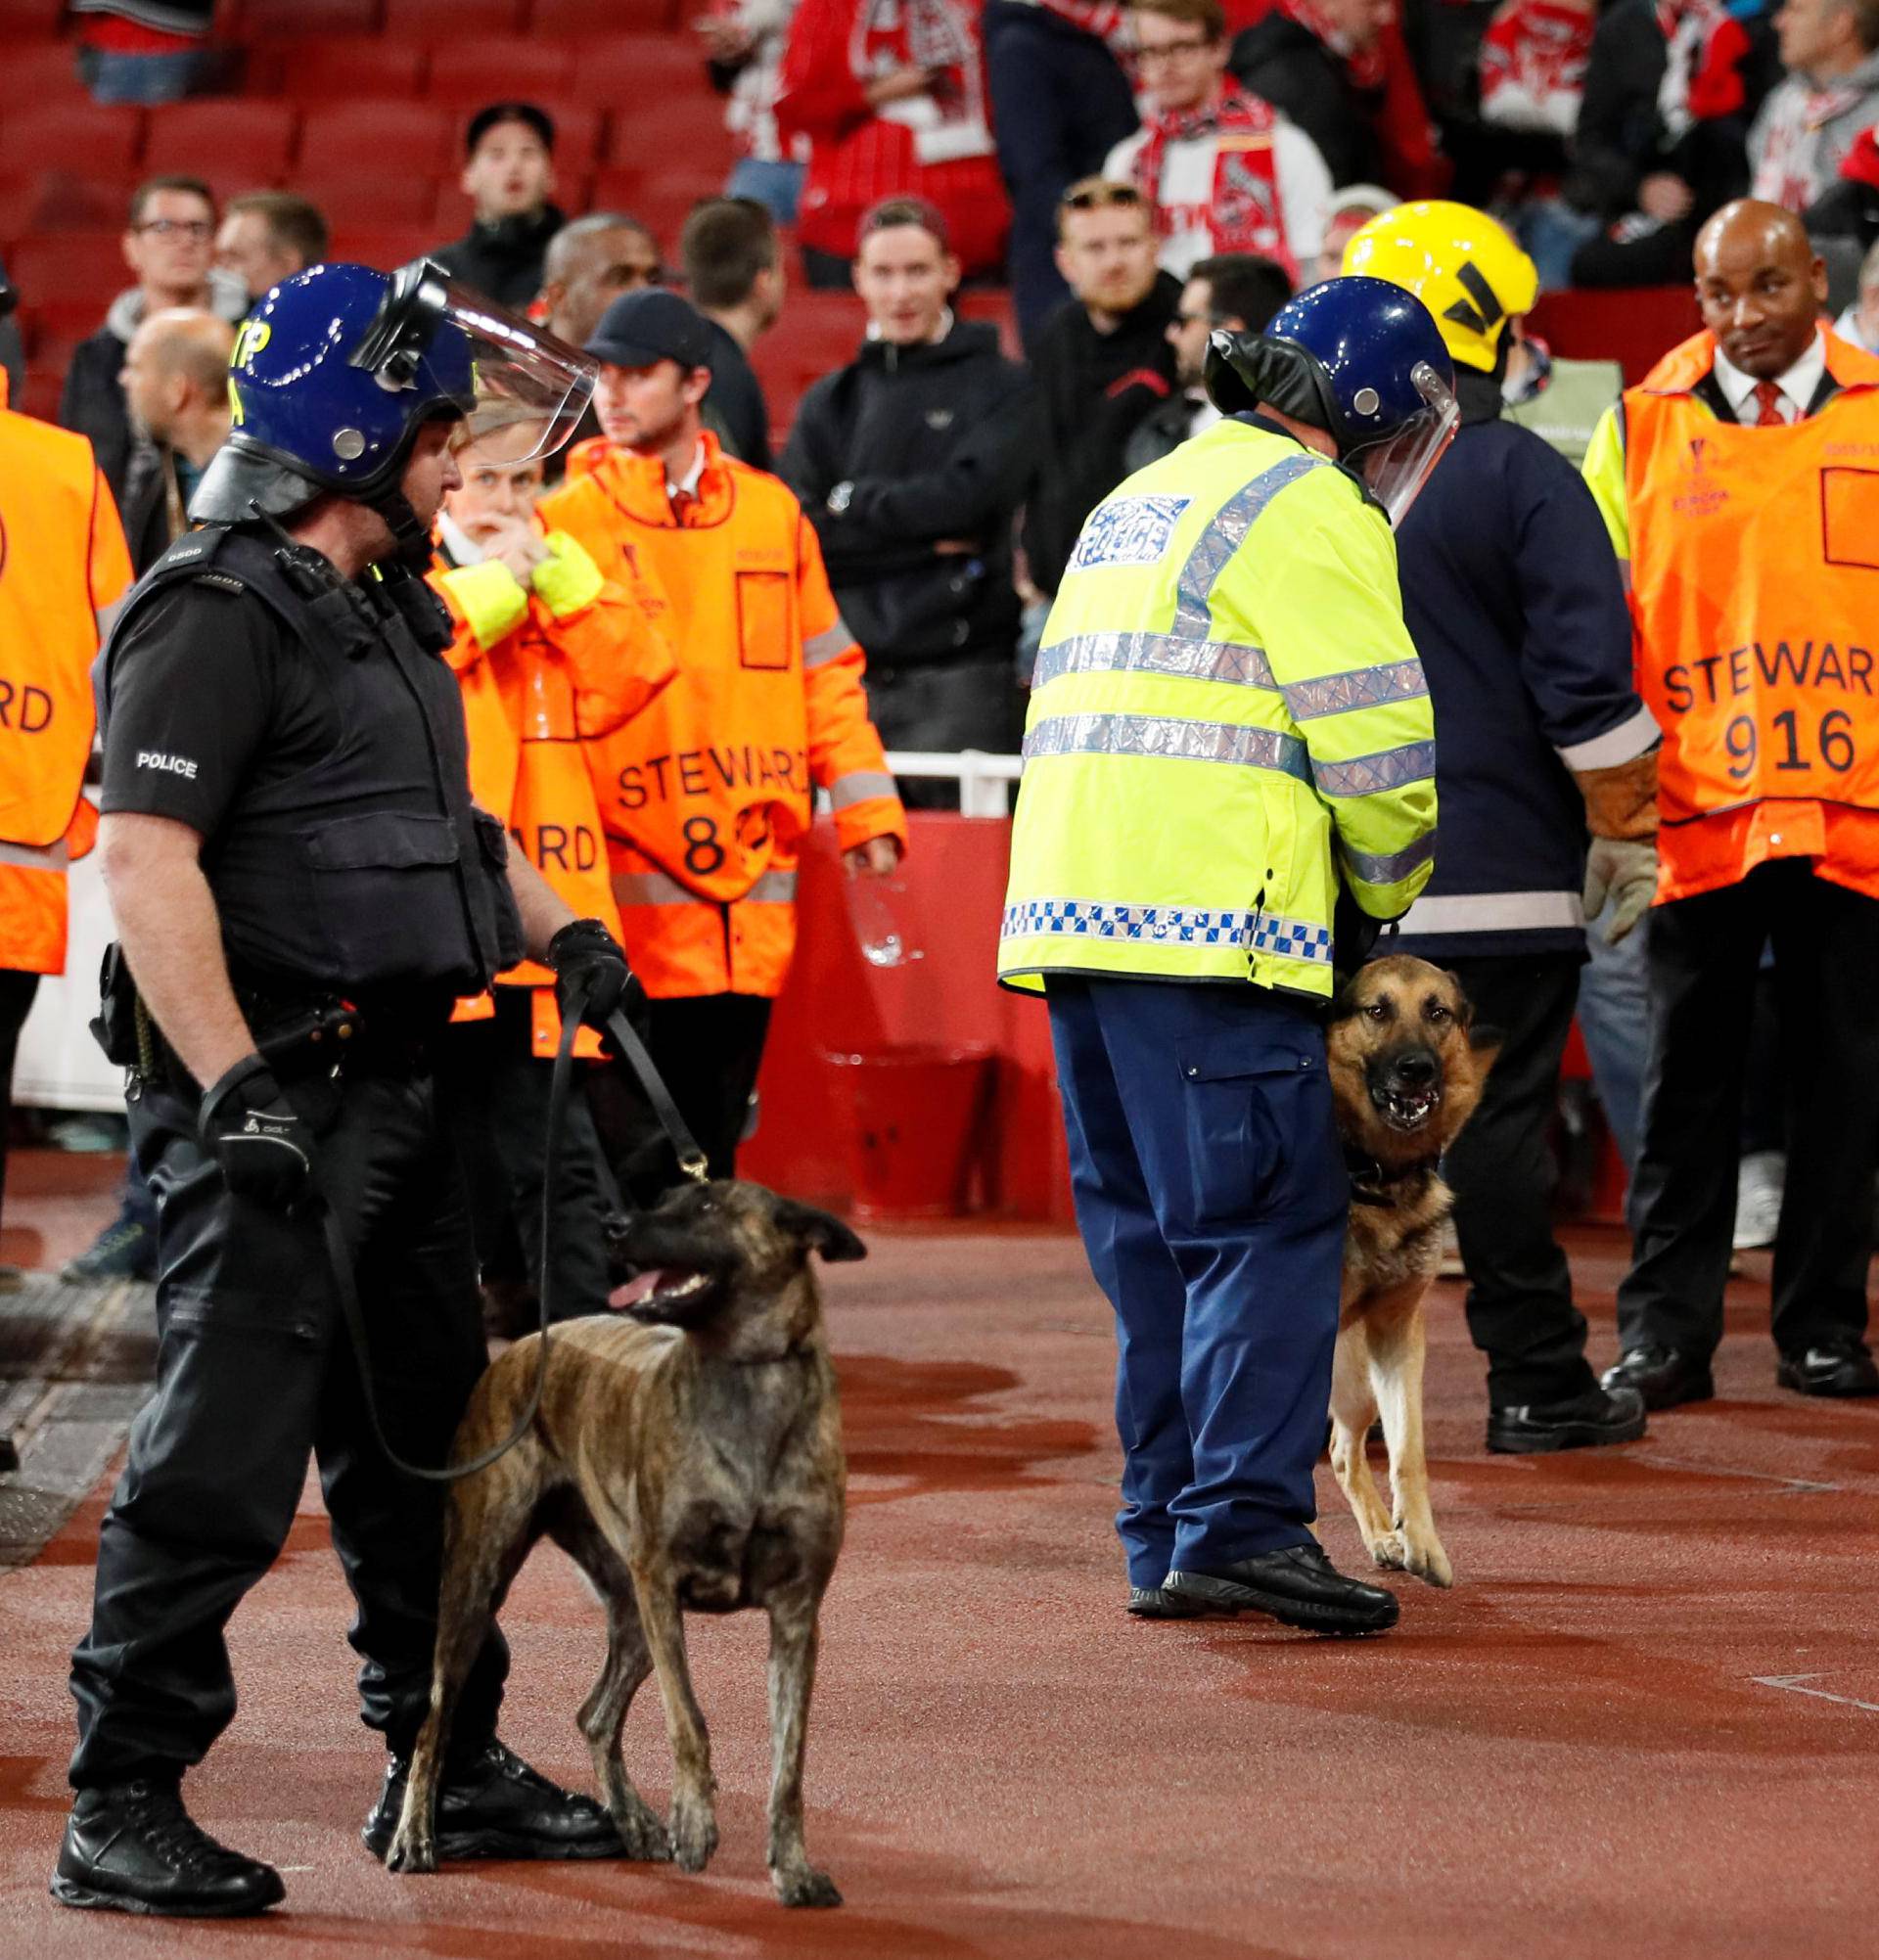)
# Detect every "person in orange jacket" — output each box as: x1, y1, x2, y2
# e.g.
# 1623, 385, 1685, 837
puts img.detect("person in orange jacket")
538, 289, 908, 1193
431, 429, 675, 1320
0, 366, 134, 1292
